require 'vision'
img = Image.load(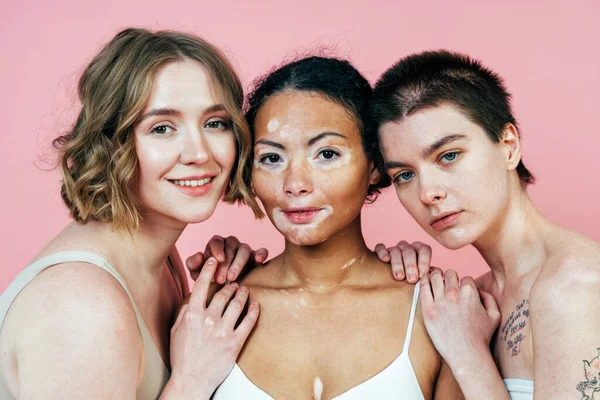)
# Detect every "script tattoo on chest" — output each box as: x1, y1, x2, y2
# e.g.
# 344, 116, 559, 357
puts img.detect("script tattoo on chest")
501, 299, 529, 357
